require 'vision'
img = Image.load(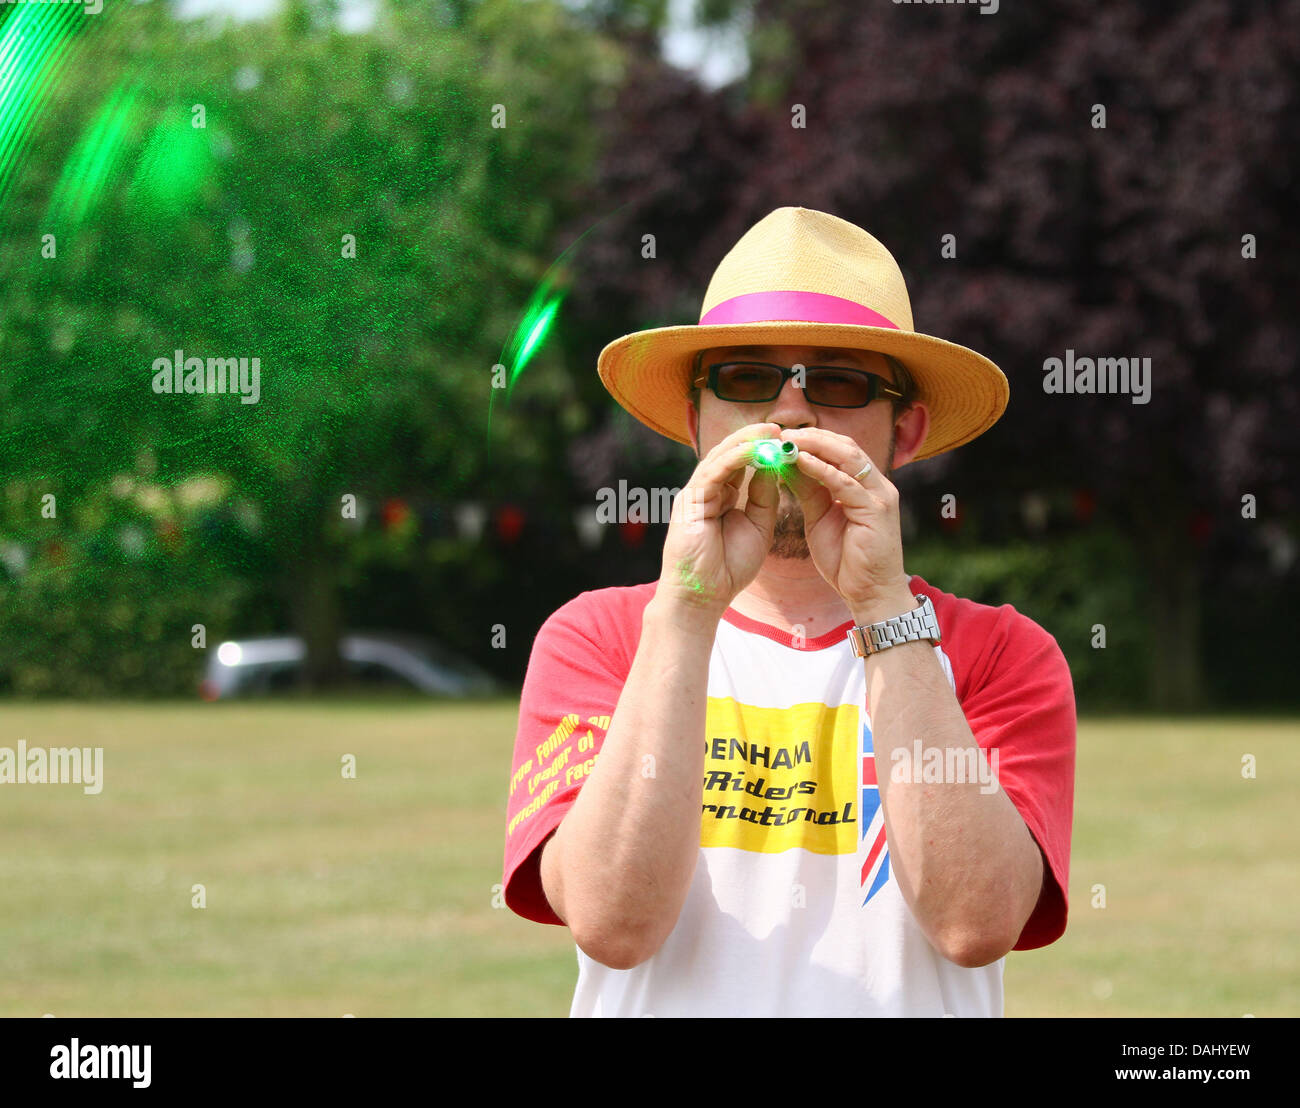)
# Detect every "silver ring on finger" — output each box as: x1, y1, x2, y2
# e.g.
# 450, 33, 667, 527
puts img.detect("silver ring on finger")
852, 460, 873, 481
